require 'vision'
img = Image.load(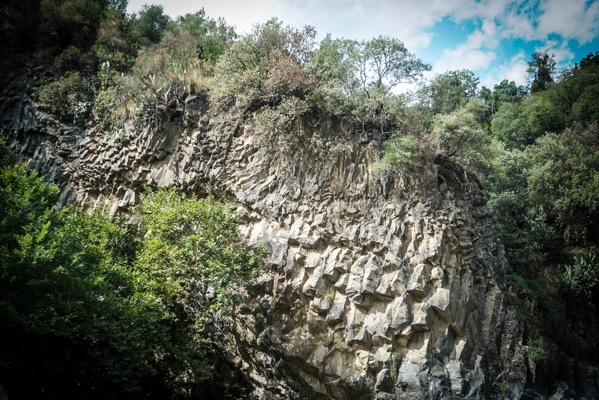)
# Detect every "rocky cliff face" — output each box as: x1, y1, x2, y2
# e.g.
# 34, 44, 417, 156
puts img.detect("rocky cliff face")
1, 80, 595, 399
